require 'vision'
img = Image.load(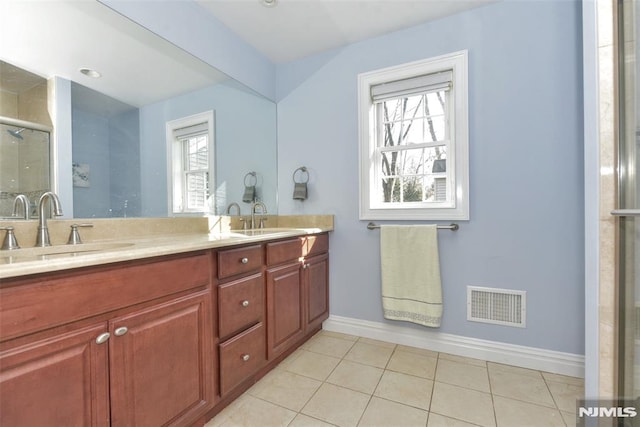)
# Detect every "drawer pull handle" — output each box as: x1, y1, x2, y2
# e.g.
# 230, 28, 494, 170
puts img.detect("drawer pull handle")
241, 300, 250, 307
114, 327, 128, 337
242, 354, 250, 362
241, 257, 249, 264
95, 332, 110, 344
